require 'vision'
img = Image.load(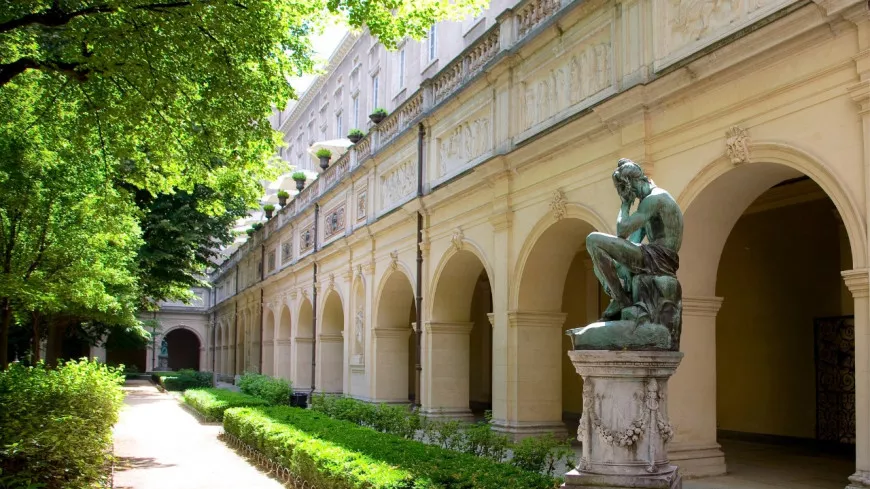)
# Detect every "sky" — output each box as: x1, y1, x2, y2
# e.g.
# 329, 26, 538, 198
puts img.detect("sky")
287, 22, 349, 96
